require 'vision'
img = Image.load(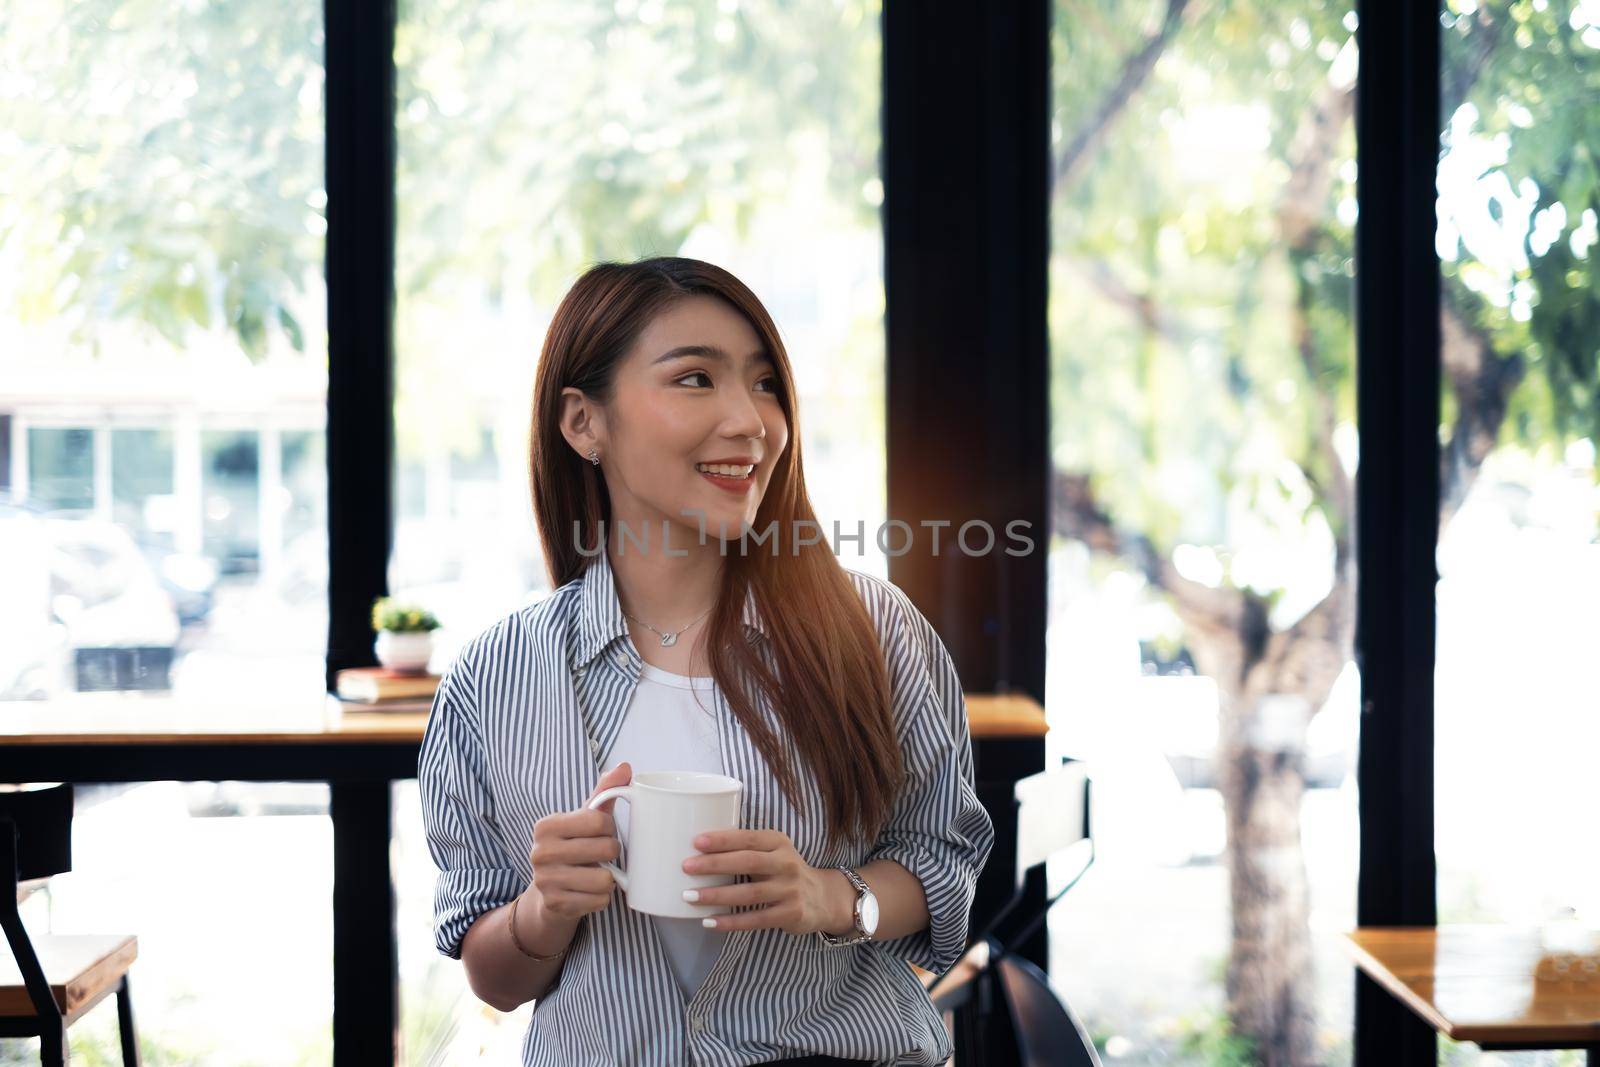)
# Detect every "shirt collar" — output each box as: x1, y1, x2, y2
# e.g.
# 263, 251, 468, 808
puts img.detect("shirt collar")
573, 546, 766, 670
